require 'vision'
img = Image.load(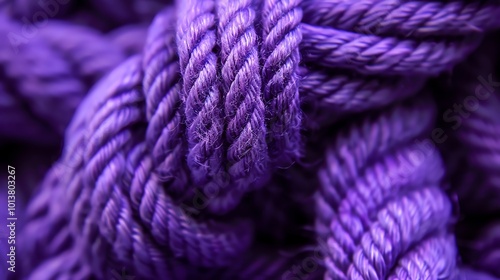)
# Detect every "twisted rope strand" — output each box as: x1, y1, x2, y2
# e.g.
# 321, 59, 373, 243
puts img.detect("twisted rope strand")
23, 47, 256, 280
300, 69, 425, 112
454, 79, 500, 214
302, 0, 500, 37
317, 97, 456, 280
443, 37, 500, 278
177, 0, 228, 199
108, 24, 149, 56
217, 0, 269, 191
38, 21, 126, 86
387, 234, 457, 280
322, 144, 445, 277
125, 142, 252, 268
260, 0, 303, 165
19, 68, 110, 278
300, 68, 427, 128
347, 187, 451, 279
301, 24, 480, 75
142, 8, 189, 189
